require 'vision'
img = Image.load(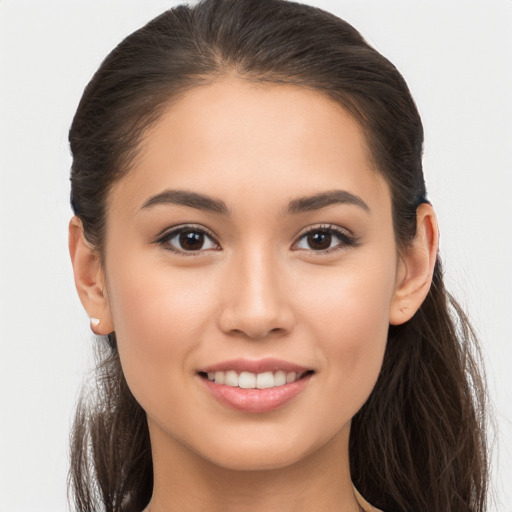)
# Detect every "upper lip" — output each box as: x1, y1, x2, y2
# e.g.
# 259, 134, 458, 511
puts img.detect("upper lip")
198, 357, 313, 374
